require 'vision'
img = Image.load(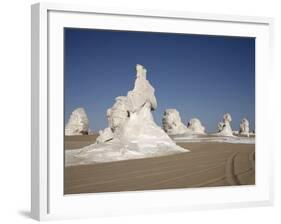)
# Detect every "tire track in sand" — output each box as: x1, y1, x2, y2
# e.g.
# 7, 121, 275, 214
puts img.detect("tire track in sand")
225, 152, 241, 185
